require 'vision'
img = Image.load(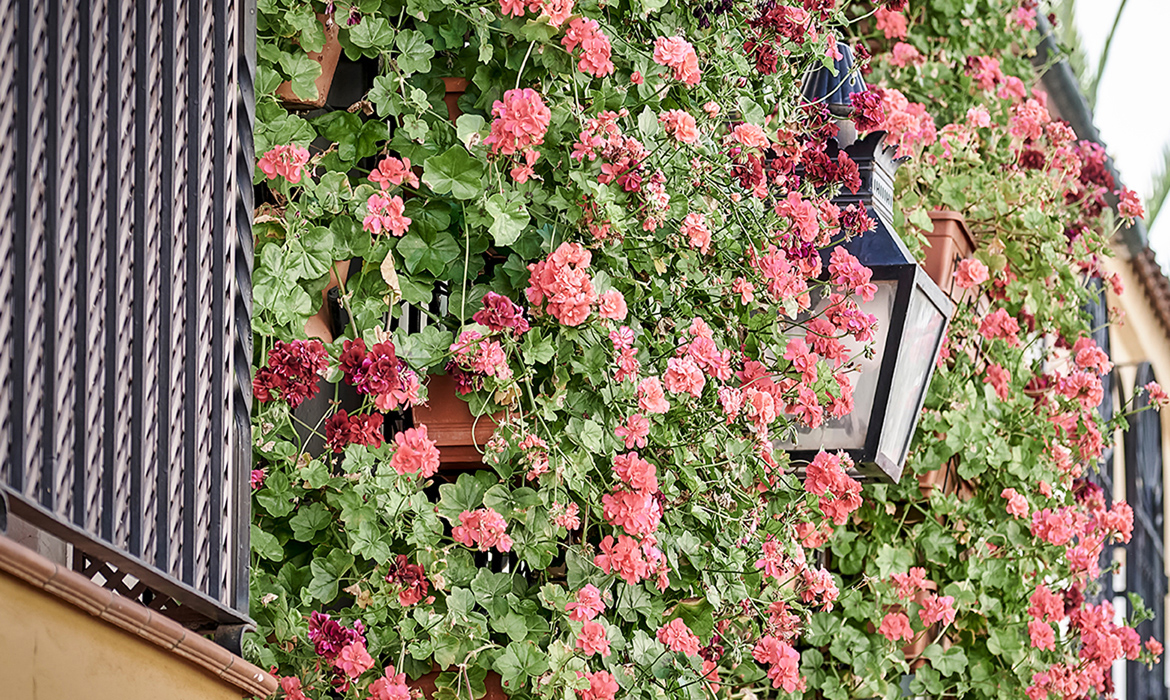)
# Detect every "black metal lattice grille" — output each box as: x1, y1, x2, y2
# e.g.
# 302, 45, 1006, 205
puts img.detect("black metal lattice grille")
1126, 363, 1167, 700
1, 0, 255, 629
